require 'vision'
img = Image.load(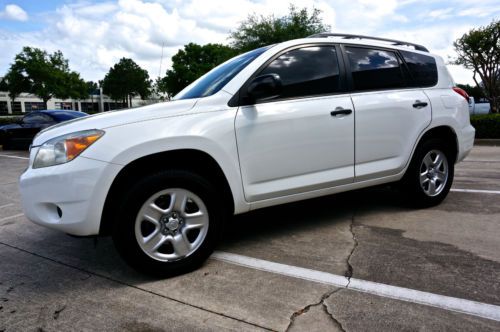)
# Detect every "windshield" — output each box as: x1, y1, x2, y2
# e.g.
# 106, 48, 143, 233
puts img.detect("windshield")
174, 46, 272, 100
